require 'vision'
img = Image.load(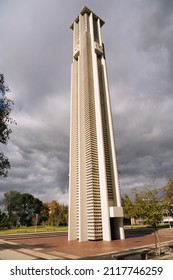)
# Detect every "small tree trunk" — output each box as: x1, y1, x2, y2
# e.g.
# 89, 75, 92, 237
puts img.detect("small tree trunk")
156, 228, 161, 256
154, 225, 161, 256
153, 229, 158, 255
